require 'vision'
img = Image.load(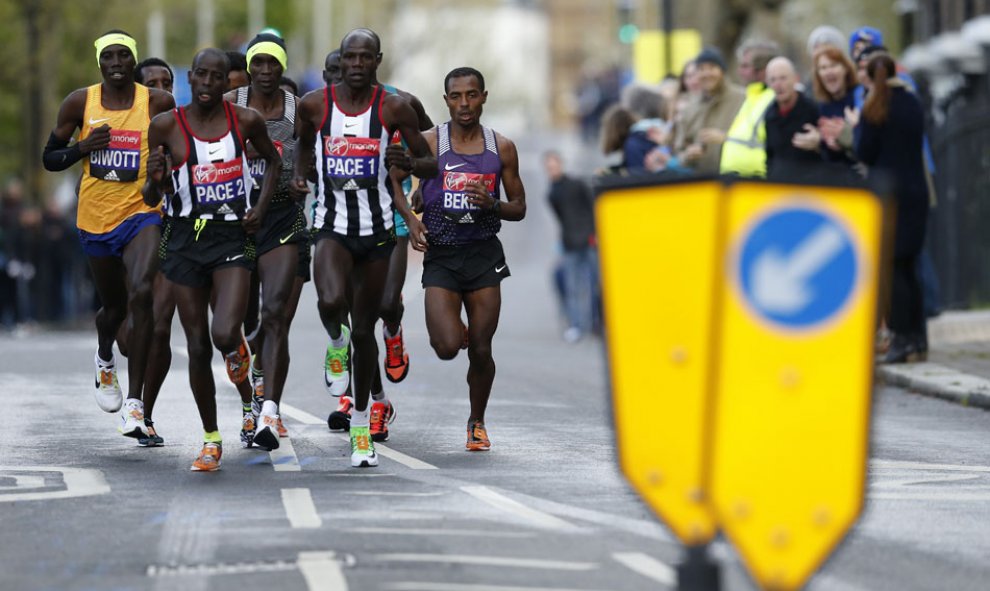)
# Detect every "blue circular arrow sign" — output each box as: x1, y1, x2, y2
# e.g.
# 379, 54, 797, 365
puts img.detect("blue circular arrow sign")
738, 207, 858, 330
